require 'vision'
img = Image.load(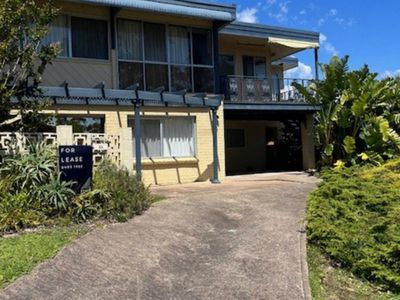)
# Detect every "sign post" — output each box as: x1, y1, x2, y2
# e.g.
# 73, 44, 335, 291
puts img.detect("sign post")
59, 145, 93, 193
